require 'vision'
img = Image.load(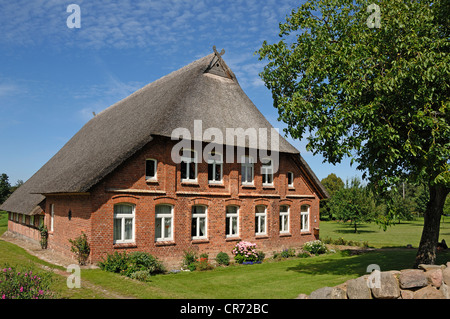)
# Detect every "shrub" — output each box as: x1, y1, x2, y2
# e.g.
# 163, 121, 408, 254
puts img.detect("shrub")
182, 249, 198, 271
215, 252, 230, 266
0, 266, 55, 299
98, 251, 165, 280
303, 240, 328, 255
69, 232, 90, 265
232, 241, 262, 264
195, 255, 214, 271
